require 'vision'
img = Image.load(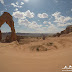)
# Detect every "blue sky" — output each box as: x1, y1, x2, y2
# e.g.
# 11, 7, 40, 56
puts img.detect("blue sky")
0, 0, 72, 33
